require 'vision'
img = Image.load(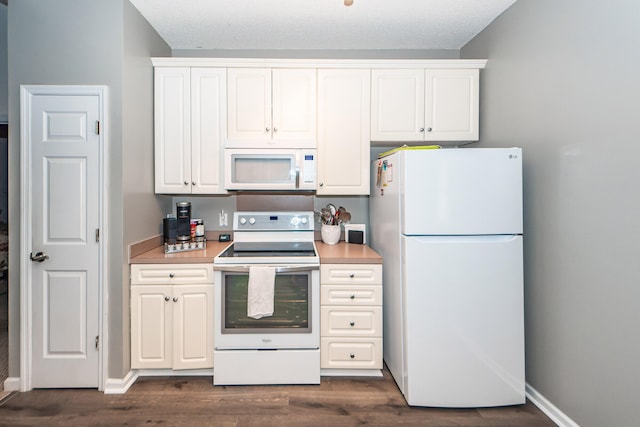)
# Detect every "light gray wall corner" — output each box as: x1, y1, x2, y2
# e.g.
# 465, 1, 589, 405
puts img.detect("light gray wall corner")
461, 1, 640, 426
118, 0, 171, 378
